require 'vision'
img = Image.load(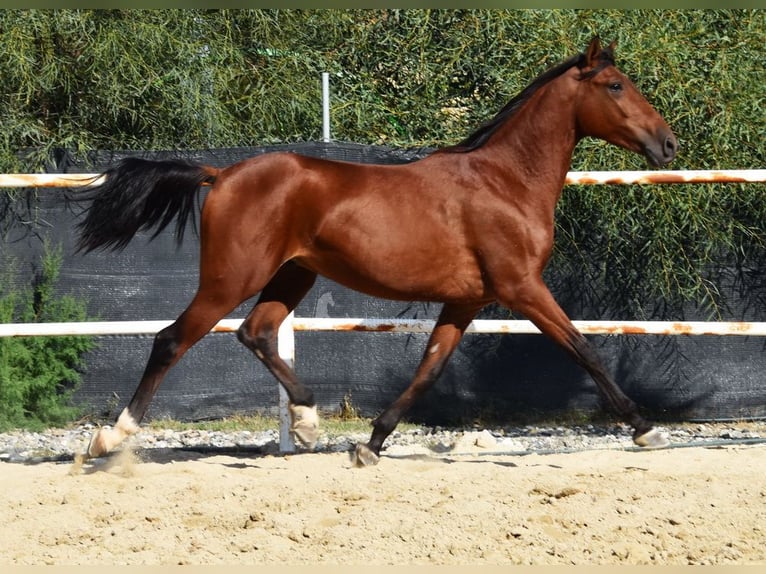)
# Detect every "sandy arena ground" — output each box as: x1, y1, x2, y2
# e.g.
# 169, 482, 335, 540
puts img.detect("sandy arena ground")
1, 439, 765, 566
